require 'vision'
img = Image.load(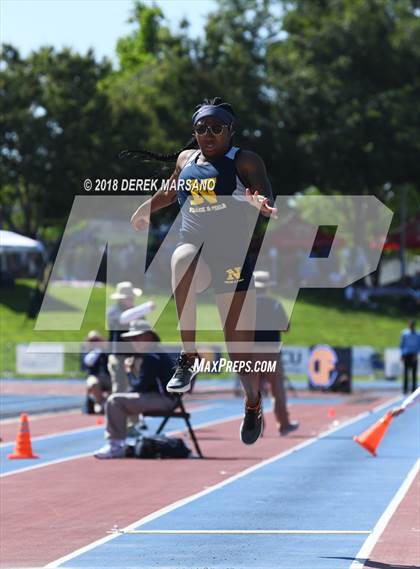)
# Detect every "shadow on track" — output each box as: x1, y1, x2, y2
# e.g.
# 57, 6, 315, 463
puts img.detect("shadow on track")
321, 557, 419, 569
